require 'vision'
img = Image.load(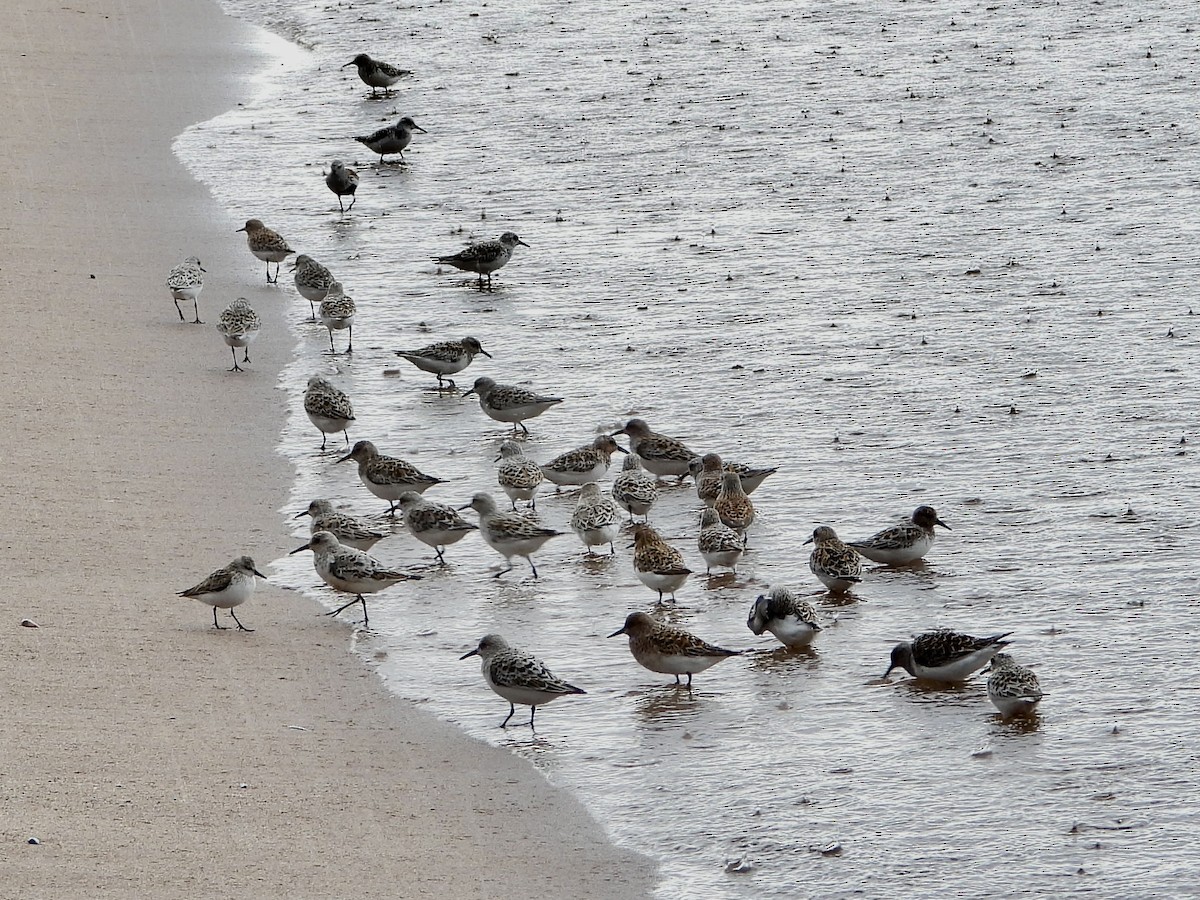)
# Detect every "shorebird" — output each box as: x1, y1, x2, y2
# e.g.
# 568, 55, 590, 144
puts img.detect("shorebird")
303, 375, 354, 450
608, 612, 739, 687
462, 376, 562, 435
805, 525, 863, 594
460, 492, 562, 578
165, 256, 205, 324
396, 491, 478, 563
290, 530, 420, 628
291, 254, 336, 321
354, 116, 426, 163
460, 634, 586, 728
343, 53, 412, 96
541, 435, 627, 488
986, 652, 1044, 717
337, 439, 443, 516
884, 629, 1013, 683
494, 440, 544, 509
177, 556, 265, 632
689, 452, 777, 504
569, 483, 621, 556
236, 218, 293, 283
216, 298, 260, 373
746, 586, 822, 648
611, 419, 696, 479
318, 281, 355, 354
432, 232, 528, 291
714, 470, 755, 537
631, 523, 692, 602
611, 454, 658, 521
697, 507, 745, 574
394, 336, 491, 389
294, 499, 387, 552
325, 160, 359, 214
848, 505, 951, 565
